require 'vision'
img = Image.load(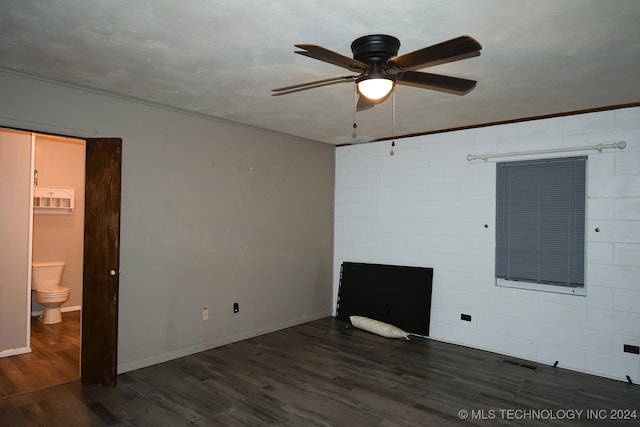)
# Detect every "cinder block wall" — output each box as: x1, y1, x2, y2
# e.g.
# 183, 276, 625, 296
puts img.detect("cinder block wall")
334, 106, 640, 382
